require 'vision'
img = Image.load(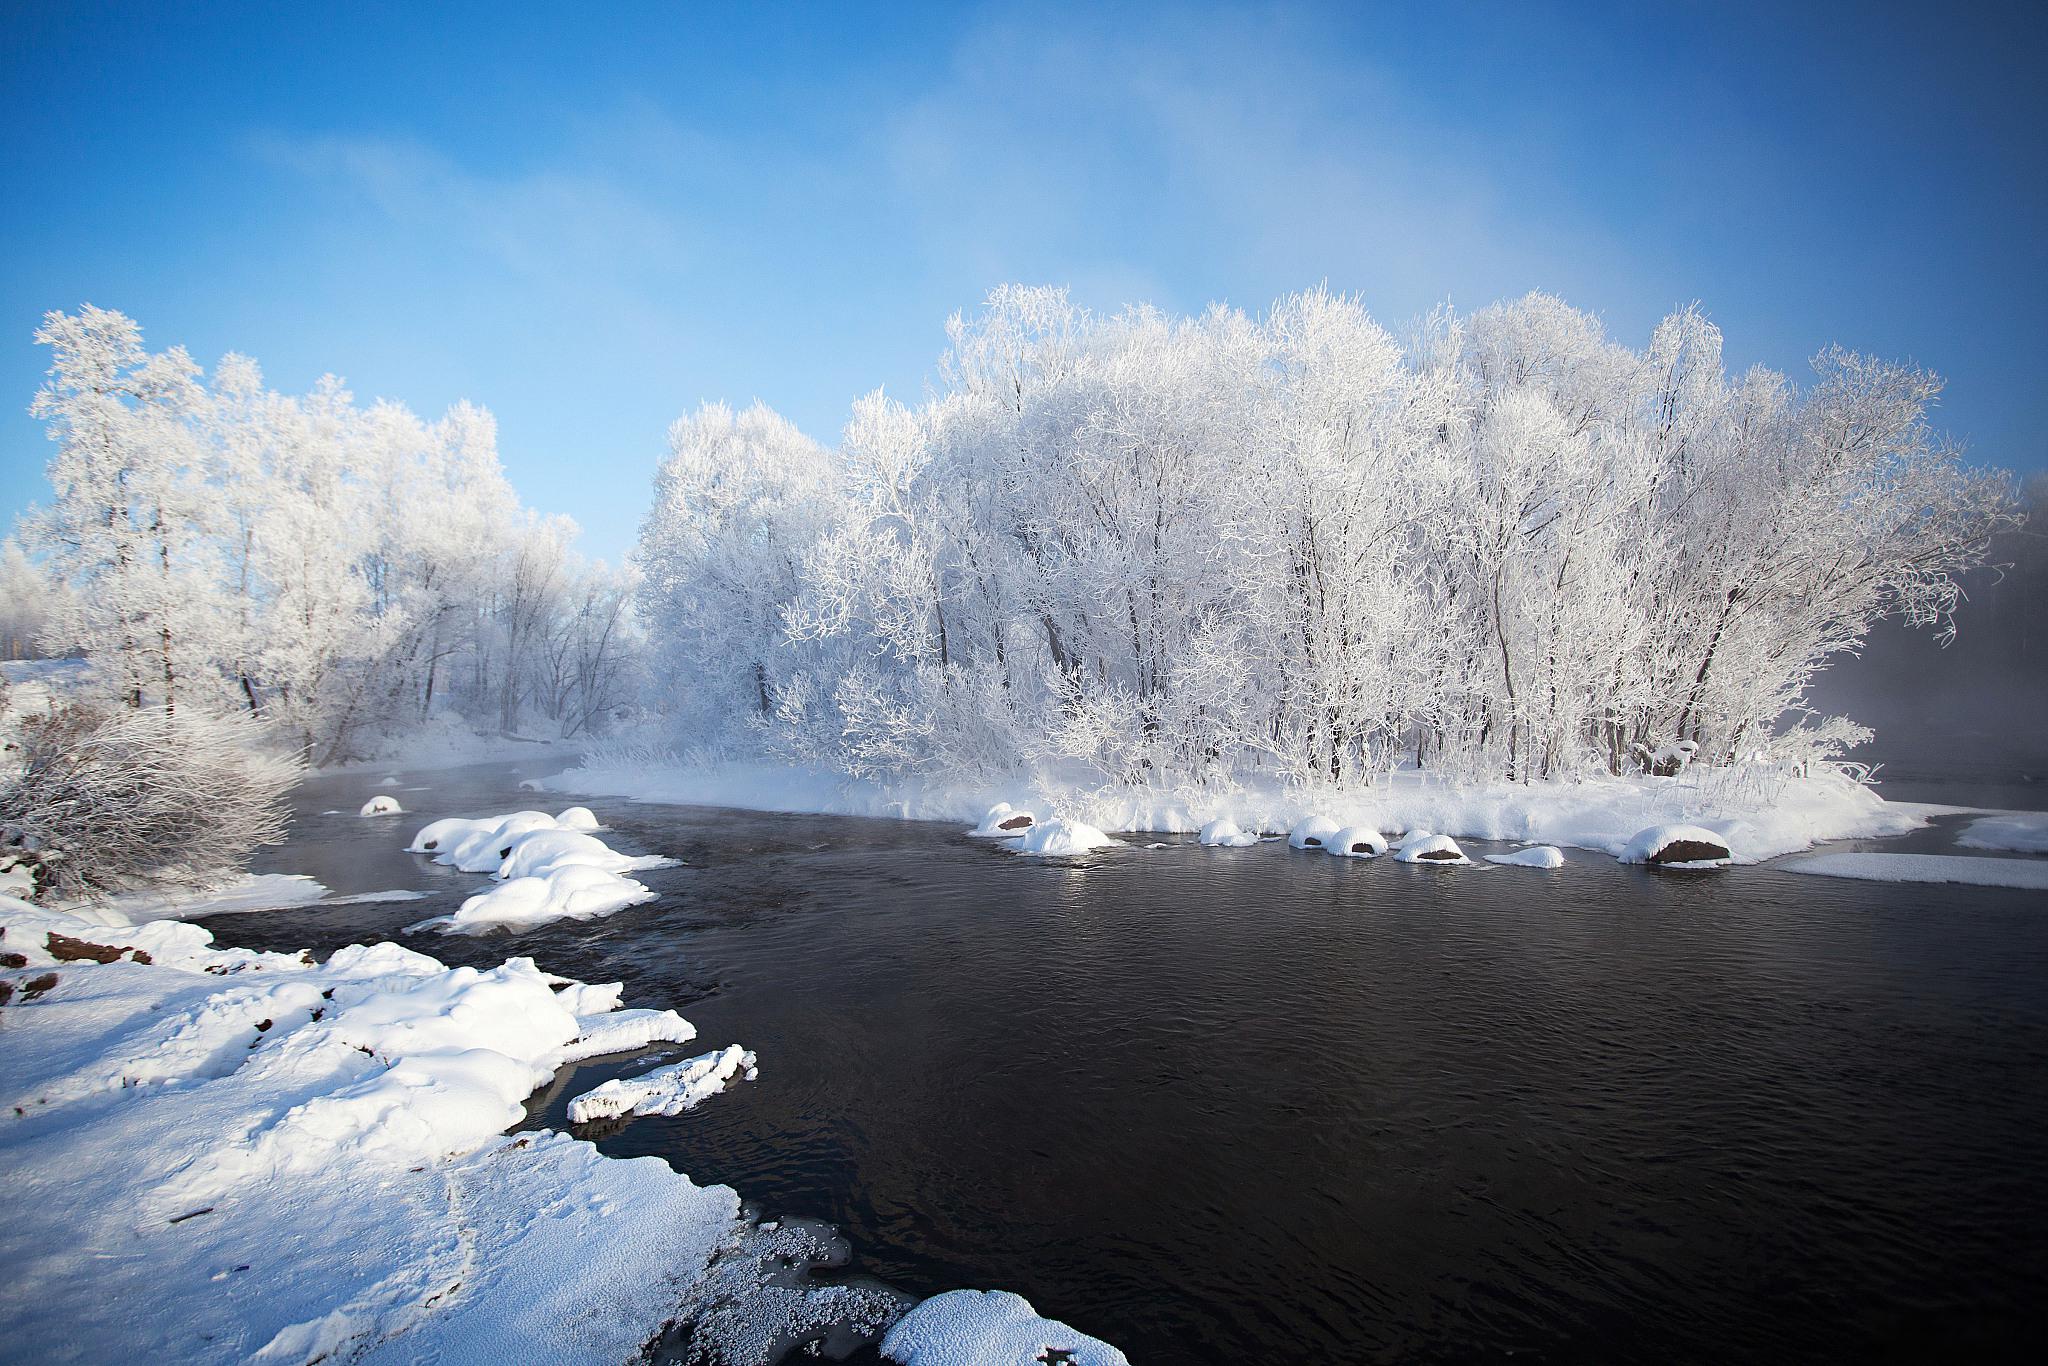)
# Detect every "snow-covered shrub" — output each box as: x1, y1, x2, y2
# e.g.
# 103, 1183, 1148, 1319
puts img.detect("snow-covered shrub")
0, 701, 300, 899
